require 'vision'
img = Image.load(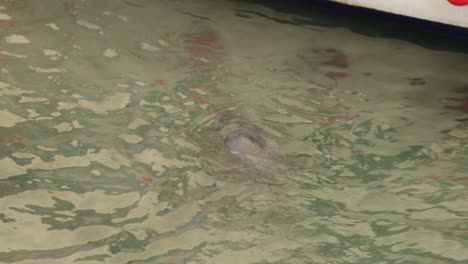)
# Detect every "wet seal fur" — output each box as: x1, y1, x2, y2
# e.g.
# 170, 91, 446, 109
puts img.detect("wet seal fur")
218, 121, 286, 185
